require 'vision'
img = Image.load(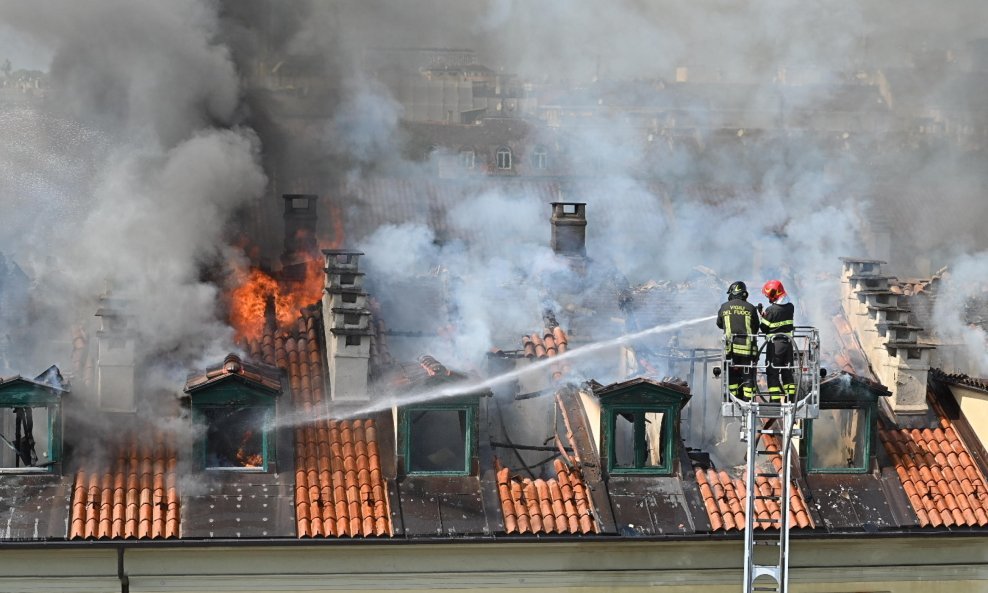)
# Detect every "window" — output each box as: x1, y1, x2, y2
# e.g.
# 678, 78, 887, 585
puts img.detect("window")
184, 356, 282, 473
531, 145, 548, 169
340, 274, 356, 286
806, 407, 871, 473
594, 378, 690, 477
401, 403, 476, 476
342, 292, 358, 303
606, 406, 672, 474
202, 406, 270, 470
0, 372, 66, 474
343, 313, 361, 326
495, 146, 512, 170
346, 335, 362, 346
0, 406, 54, 471
459, 150, 475, 169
